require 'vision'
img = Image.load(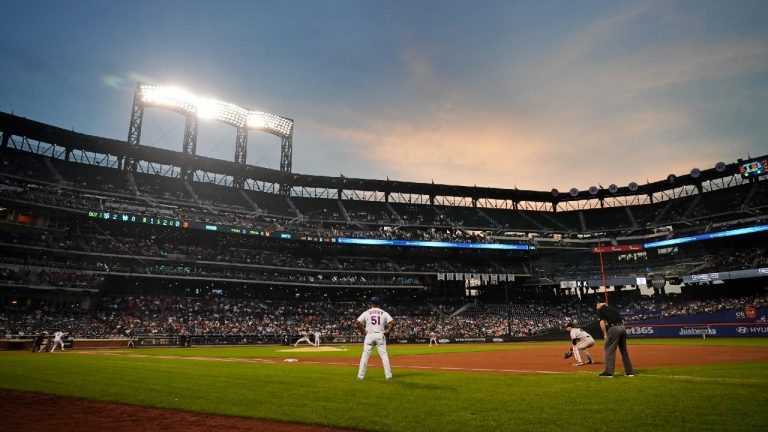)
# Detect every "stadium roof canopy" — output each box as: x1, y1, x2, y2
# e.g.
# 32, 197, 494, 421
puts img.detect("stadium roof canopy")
0, 111, 760, 205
